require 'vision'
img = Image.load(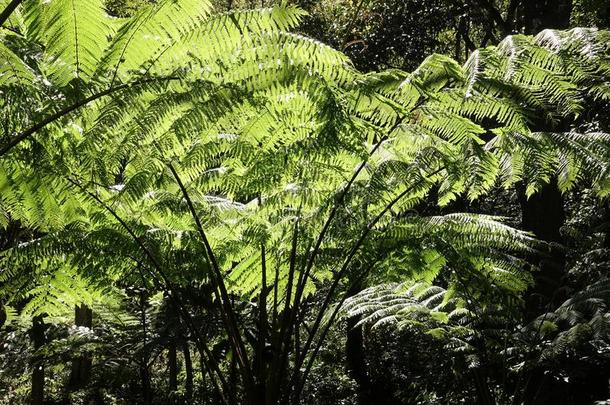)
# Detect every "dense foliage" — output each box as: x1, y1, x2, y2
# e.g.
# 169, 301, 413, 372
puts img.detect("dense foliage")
1, 0, 610, 404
